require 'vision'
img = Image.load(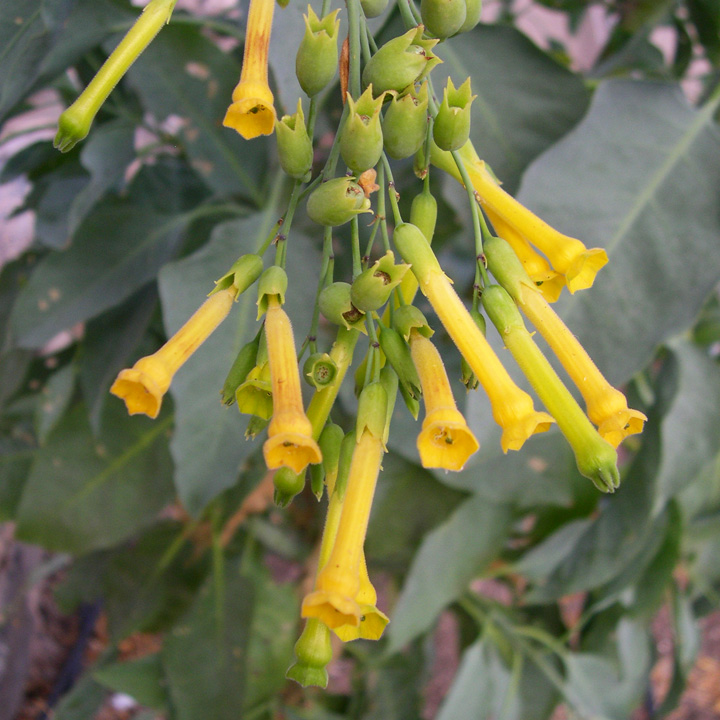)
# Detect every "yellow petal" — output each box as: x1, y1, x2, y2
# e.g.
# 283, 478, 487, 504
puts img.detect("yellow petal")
110, 355, 170, 419
301, 589, 362, 629
333, 604, 389, 642
223, 80, 276, 139
418, 407, 479, 471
